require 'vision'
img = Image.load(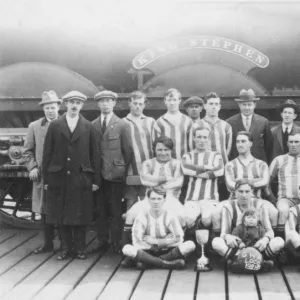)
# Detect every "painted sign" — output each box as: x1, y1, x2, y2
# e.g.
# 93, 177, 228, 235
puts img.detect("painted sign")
132, 36, 270, 70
